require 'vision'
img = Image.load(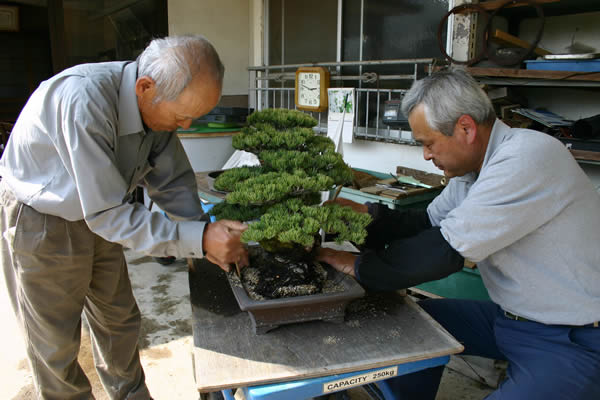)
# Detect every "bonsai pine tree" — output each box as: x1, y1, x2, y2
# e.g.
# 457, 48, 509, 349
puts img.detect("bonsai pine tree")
209, 108, 371, 260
